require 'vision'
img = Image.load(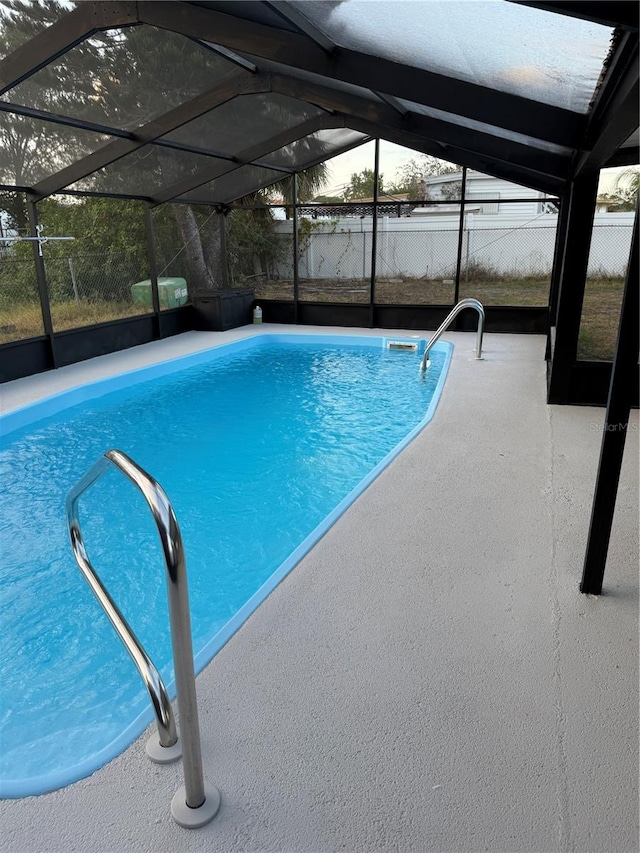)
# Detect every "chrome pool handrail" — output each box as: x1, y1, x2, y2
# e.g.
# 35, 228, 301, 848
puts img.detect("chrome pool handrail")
419, 298, 485, 371
67, 462, 178, 752
66, 449, 219, 828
